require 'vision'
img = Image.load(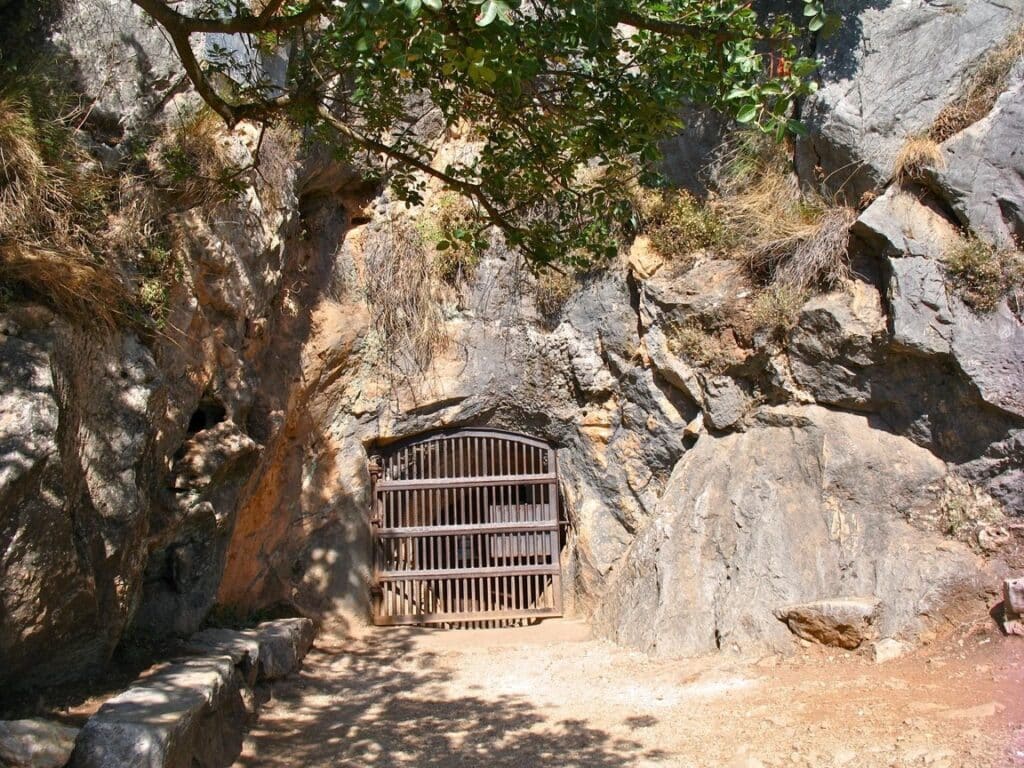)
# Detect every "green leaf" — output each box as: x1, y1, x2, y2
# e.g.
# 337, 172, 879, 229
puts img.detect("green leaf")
736, 104, 758, 123
436, 240, 451, 251
476, 1, 498, 26
404, 0, 422, 15
808, 15, 825, 31
422, 0, 441, 8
